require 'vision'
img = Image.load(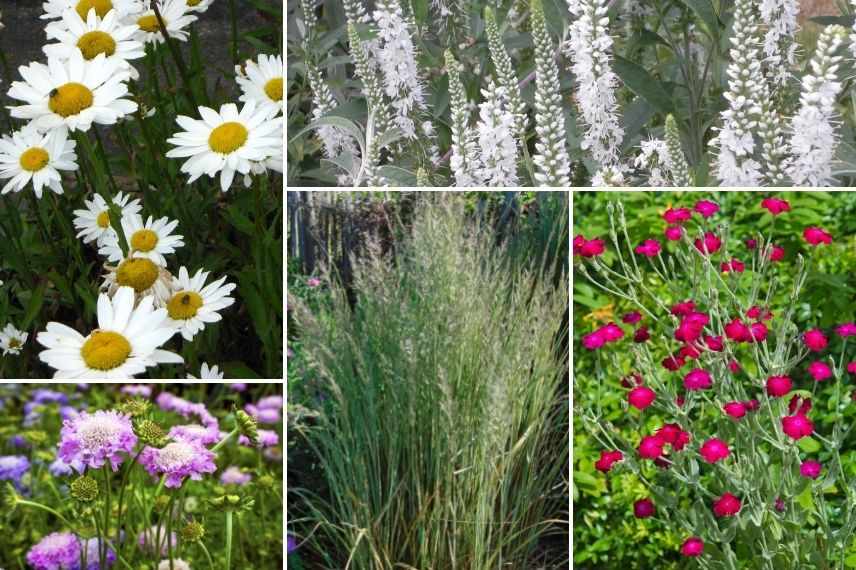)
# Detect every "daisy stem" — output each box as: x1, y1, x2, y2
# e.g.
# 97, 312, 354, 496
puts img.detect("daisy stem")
224, 510, 234, 570
229, 0, 239, 66
92, 127, 121, 195
152, 2, 198, 109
